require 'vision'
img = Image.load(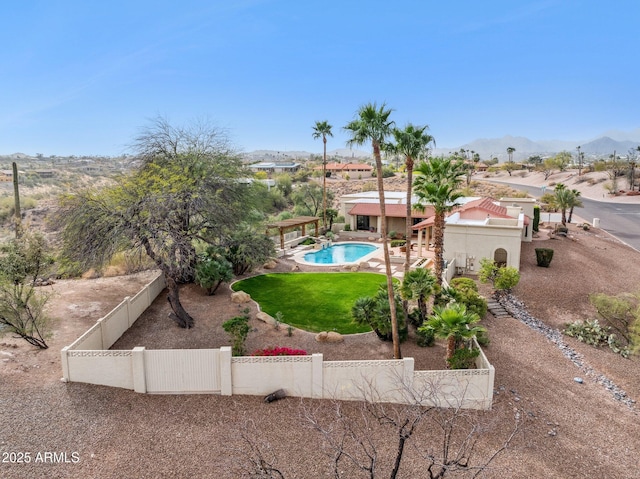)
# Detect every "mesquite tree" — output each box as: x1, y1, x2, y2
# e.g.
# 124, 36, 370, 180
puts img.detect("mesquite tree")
54, 117, 255, 328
